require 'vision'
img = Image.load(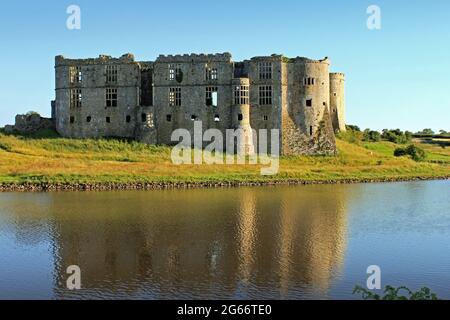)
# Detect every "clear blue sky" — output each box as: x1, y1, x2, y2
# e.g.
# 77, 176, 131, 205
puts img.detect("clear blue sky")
0, 0, 449, 132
